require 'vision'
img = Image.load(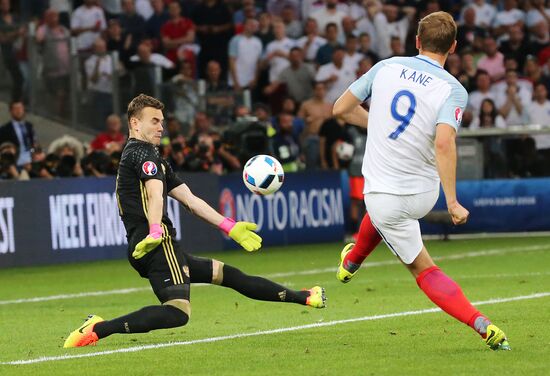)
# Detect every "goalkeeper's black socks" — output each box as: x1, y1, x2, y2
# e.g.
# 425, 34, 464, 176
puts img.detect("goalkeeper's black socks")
221, 264, 309, 304
93, 305, 188, 339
